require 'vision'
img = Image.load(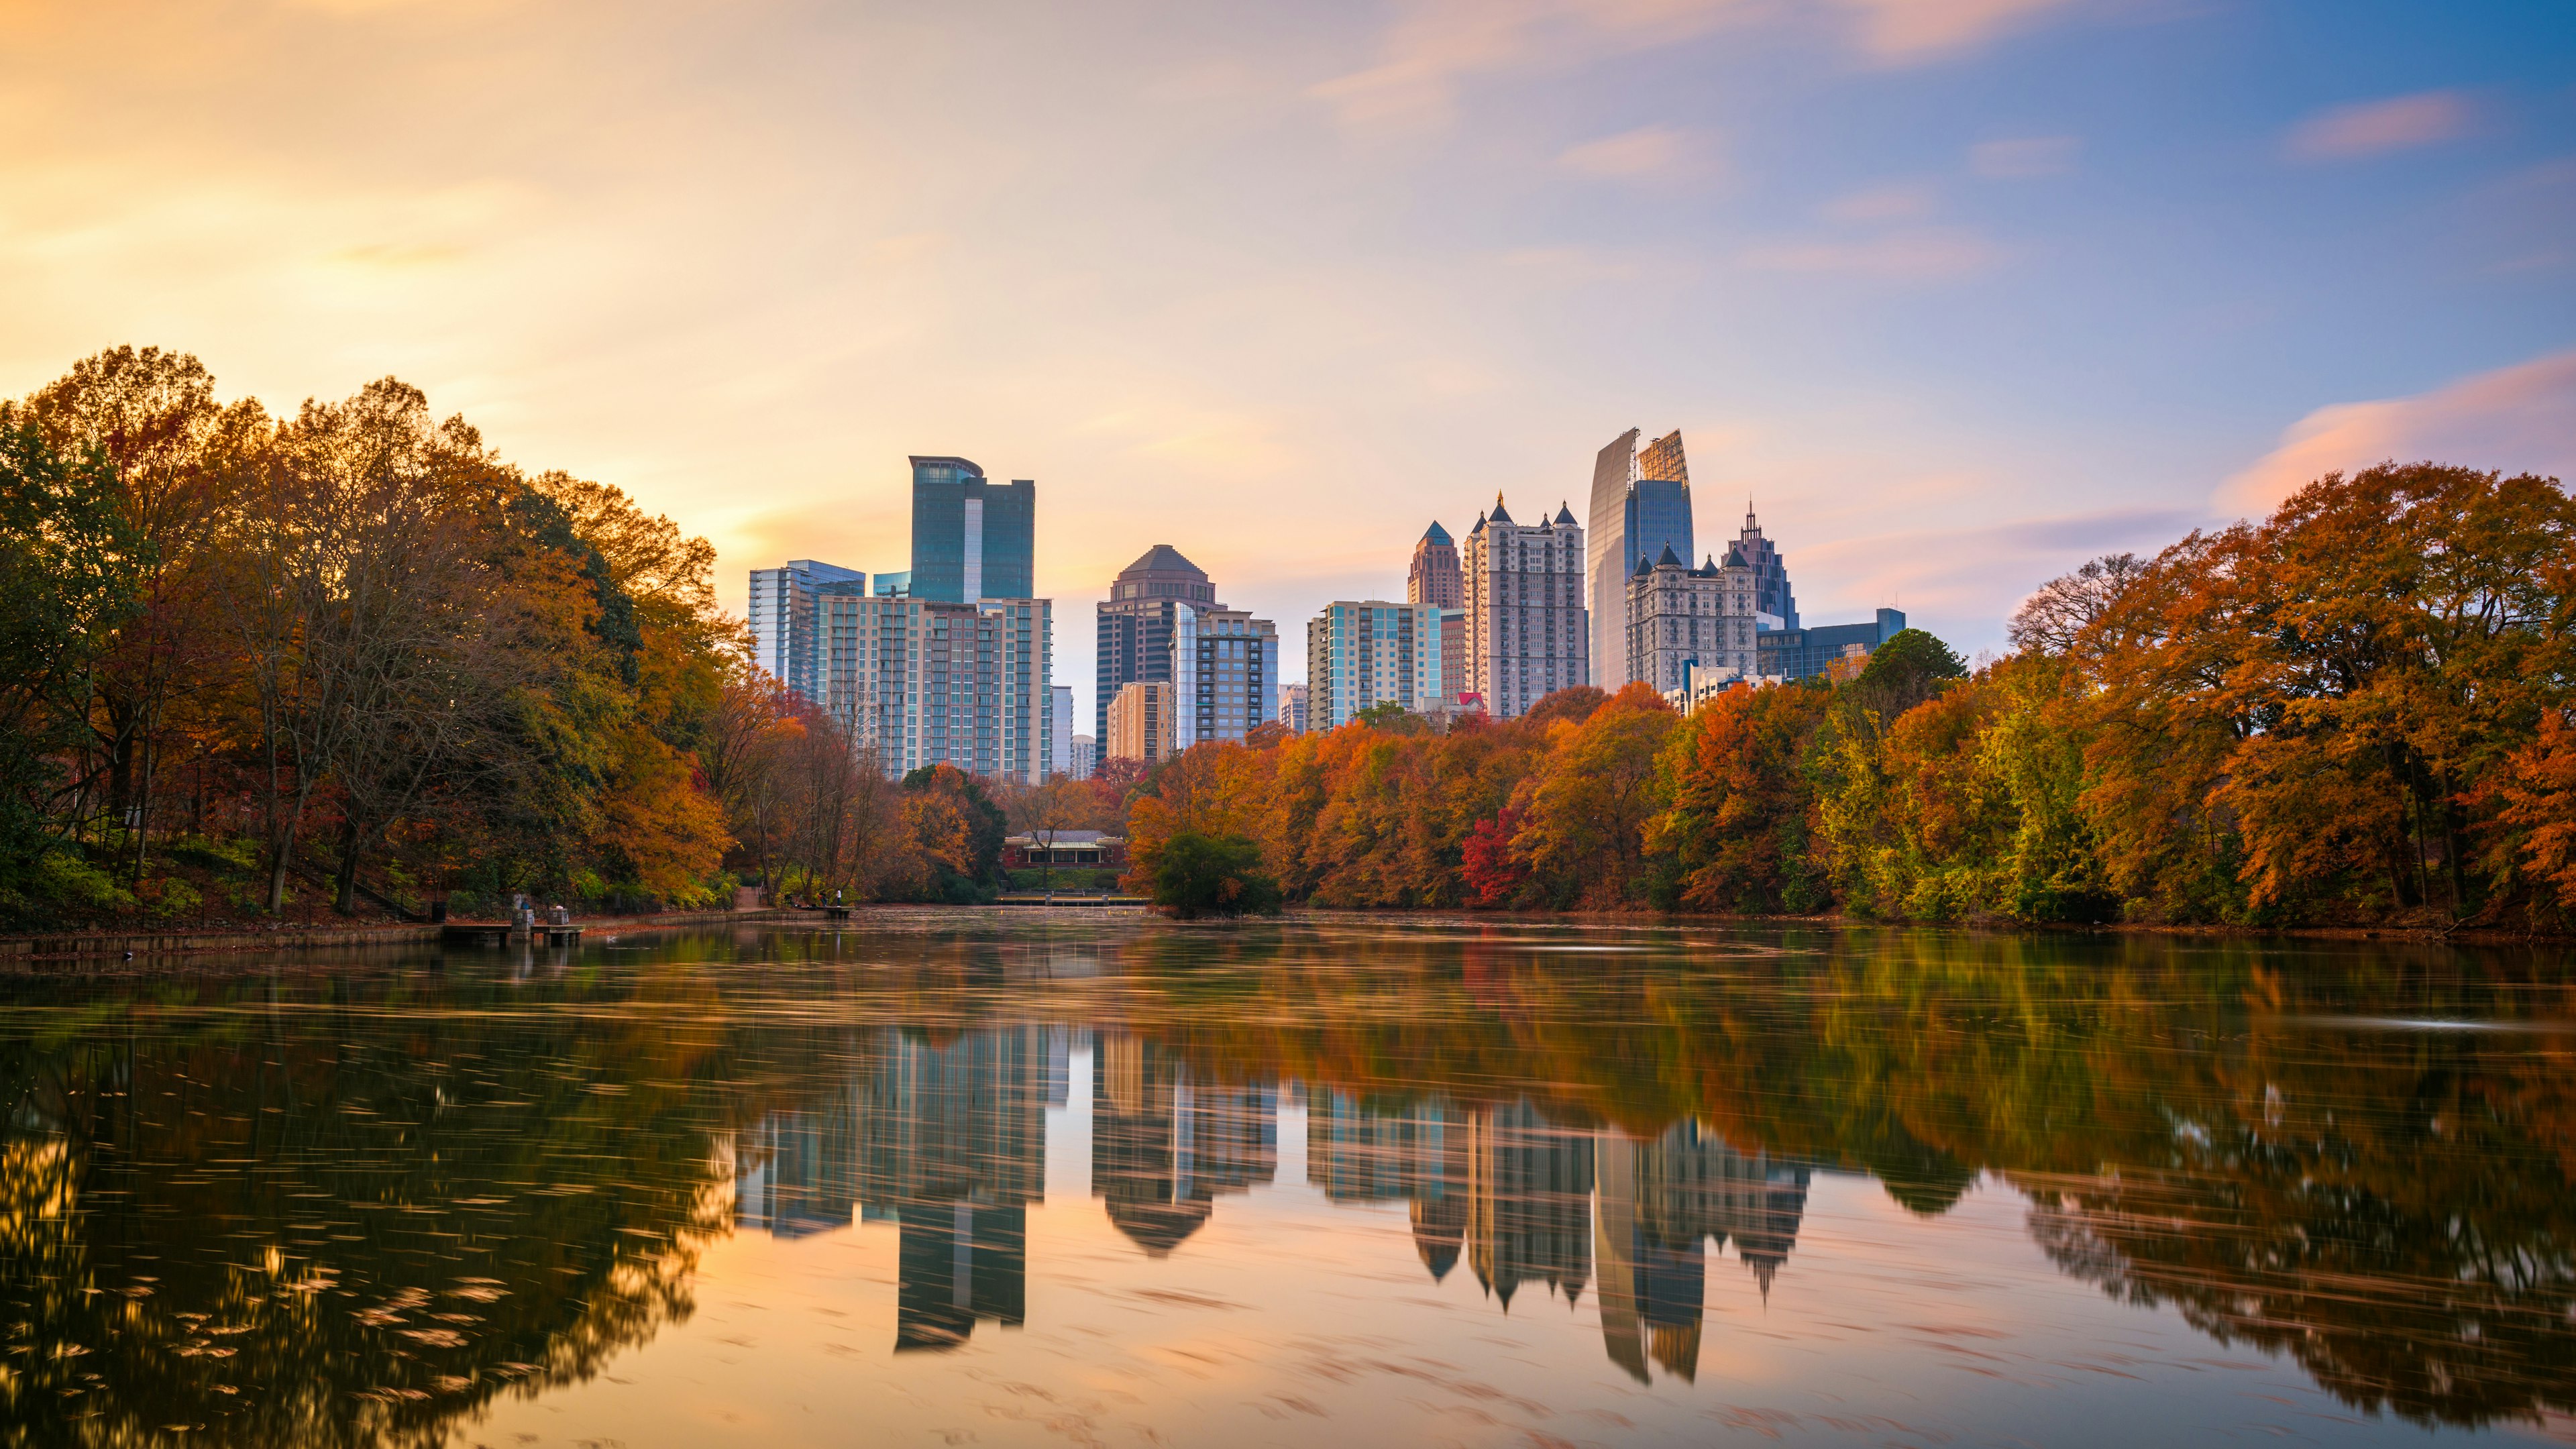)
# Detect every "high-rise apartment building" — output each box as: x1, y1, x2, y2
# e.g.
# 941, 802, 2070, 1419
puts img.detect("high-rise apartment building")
1172, 606, 1278, 750
1049, 686, 1075, 779
1068, 735, 1097, 780
1463, 497, 1587, 719
747, 559, 868, 702
1106, 680, 1176, 764
1276, 682, 1308, 735
1585, 429, 1696, 690
910, 455, 1035, 603
1305, 601, 1443, 732
1625, 546, 1758, 694
746, 564, 1053, 784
